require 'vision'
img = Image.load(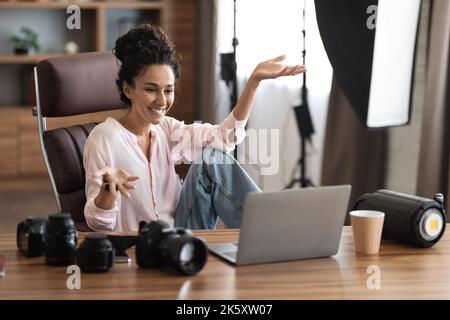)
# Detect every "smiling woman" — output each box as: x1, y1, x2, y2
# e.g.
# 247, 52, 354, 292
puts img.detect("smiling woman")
121, 64, 175, 126
82, 24, 306, 232
113, 25, 180, 110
